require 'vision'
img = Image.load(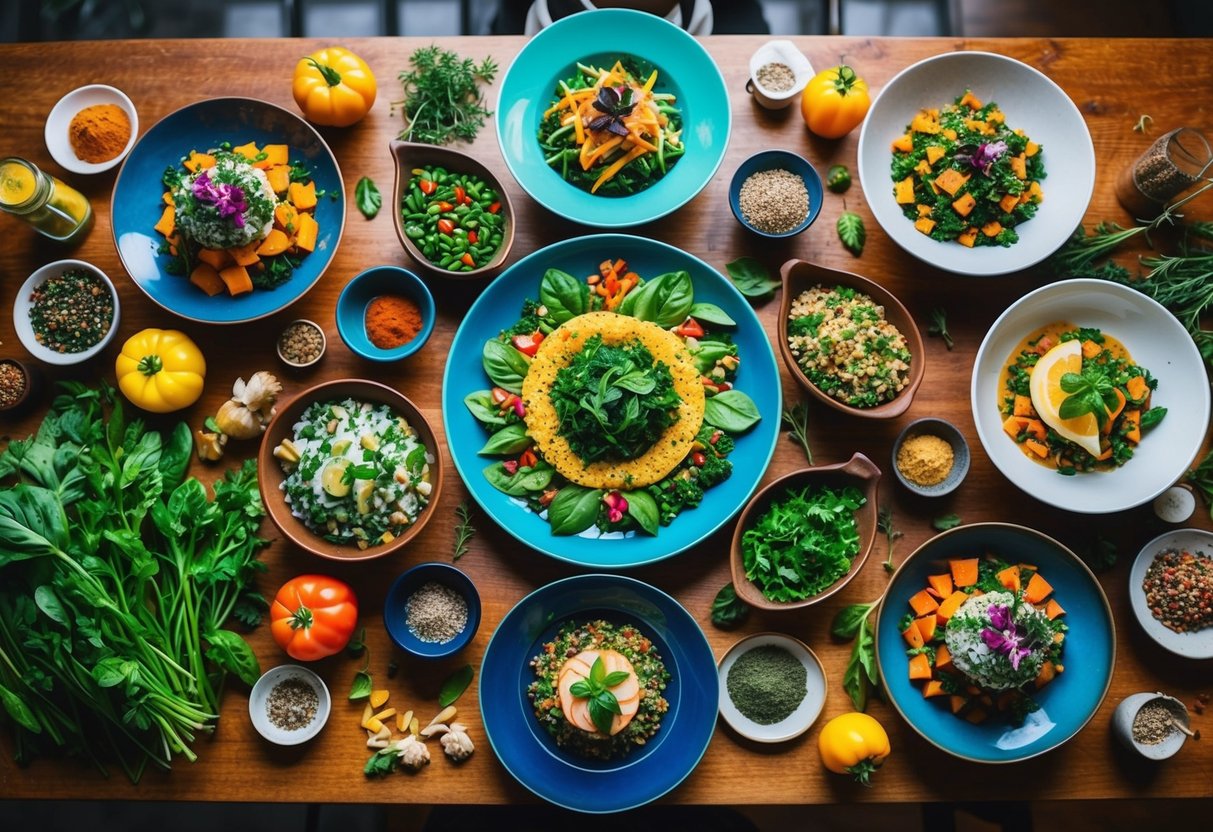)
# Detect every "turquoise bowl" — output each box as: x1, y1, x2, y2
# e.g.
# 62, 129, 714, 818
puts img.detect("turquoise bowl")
495, 8, 731, 228
875, 523, 1115, 764
335, 266, 435, 362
